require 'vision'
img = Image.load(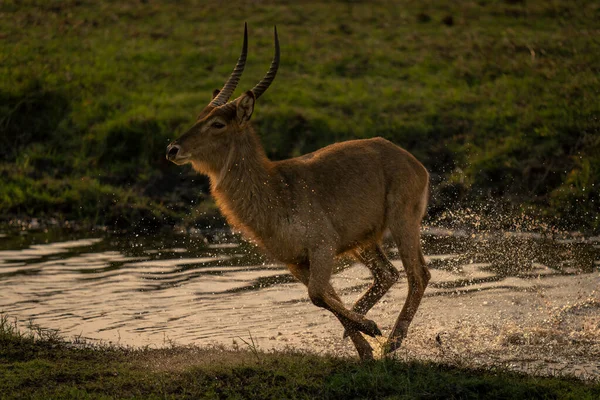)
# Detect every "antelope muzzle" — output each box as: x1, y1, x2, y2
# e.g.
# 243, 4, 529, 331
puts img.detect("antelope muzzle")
166, 142, 190, 164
